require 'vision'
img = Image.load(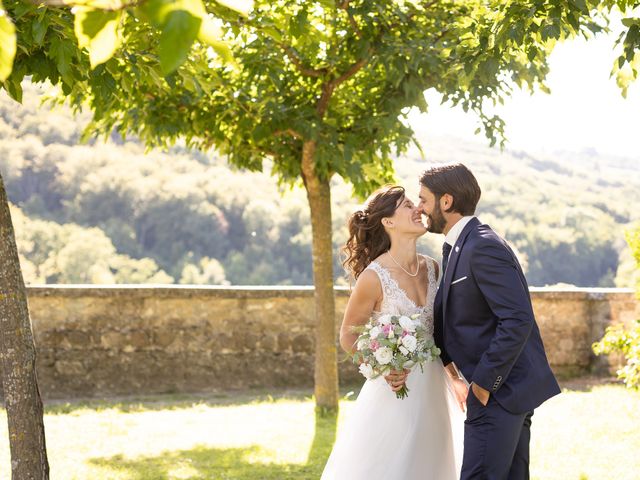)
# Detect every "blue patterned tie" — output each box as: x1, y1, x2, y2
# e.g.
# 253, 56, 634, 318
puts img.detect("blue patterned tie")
441, 242, 452, 282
